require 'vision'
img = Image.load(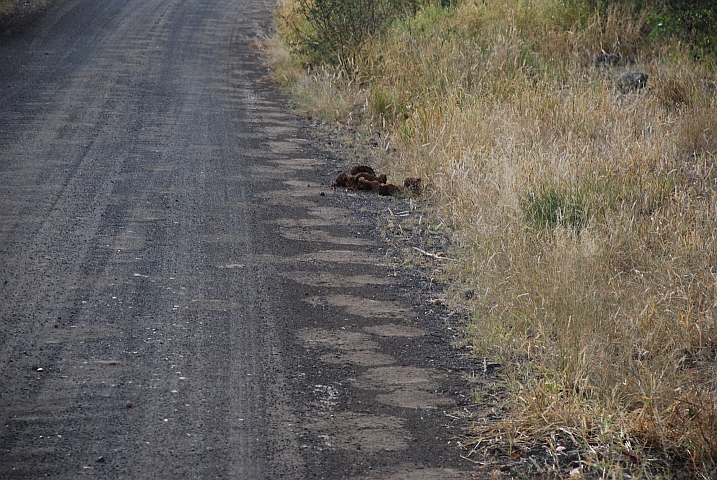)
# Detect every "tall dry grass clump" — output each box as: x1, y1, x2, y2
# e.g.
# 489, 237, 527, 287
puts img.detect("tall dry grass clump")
272, 0, 717, 476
